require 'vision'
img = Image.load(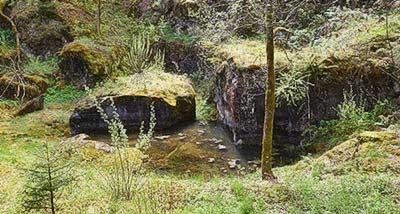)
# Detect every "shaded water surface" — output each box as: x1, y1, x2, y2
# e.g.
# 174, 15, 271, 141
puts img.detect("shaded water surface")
93, 121, 301, 175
